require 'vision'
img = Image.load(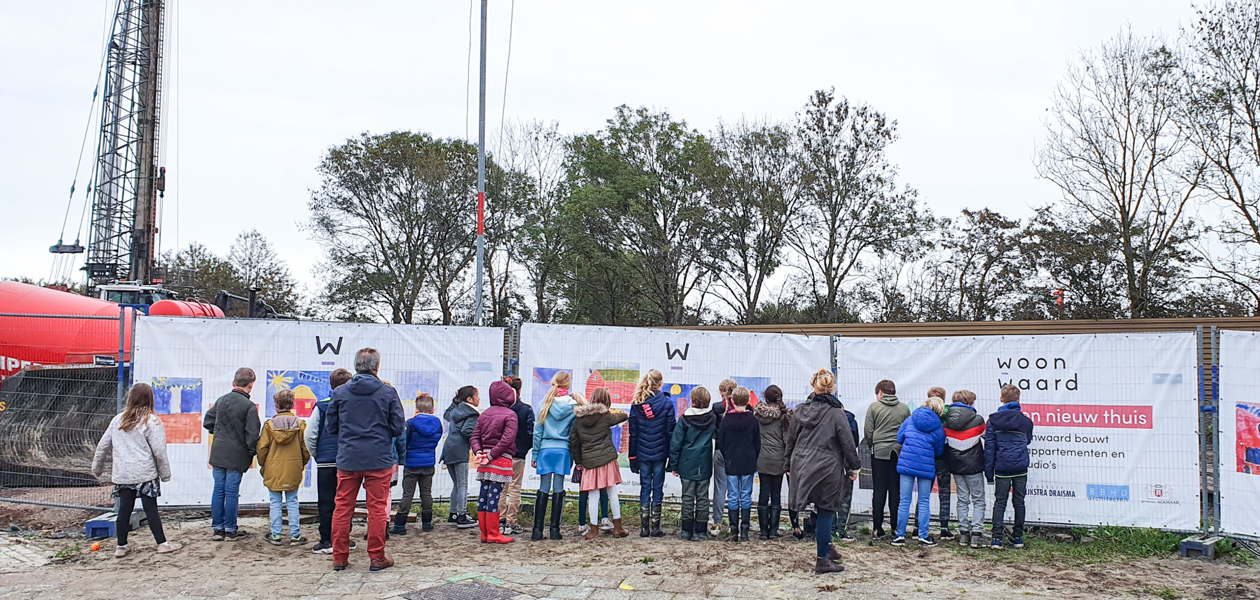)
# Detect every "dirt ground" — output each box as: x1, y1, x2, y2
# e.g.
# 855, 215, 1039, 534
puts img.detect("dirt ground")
0, 510, 1256, 600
